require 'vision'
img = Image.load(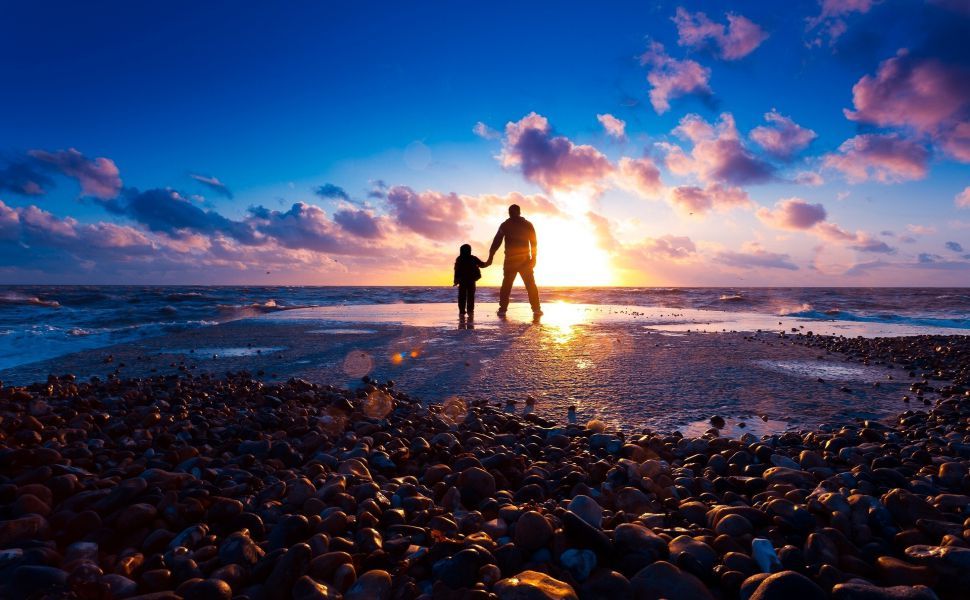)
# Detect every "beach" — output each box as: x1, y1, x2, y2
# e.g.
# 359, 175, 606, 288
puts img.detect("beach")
1, 295, 969, 598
